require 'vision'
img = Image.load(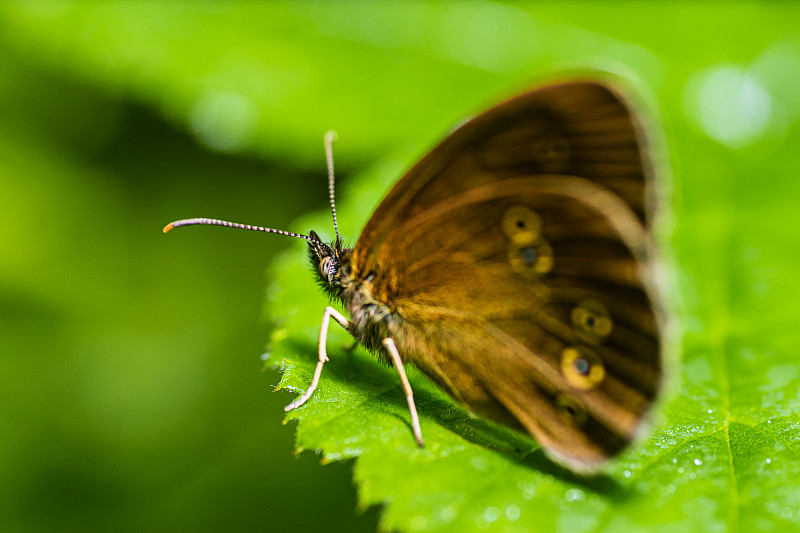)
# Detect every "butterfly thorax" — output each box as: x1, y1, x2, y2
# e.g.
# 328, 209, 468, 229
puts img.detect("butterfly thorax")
308, 233, 399, 362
